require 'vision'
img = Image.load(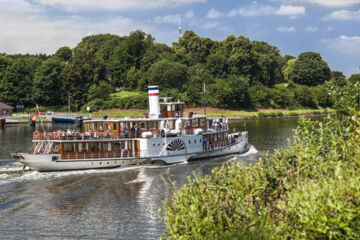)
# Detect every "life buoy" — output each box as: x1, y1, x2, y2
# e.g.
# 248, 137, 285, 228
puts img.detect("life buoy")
33, 131, 40, 139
